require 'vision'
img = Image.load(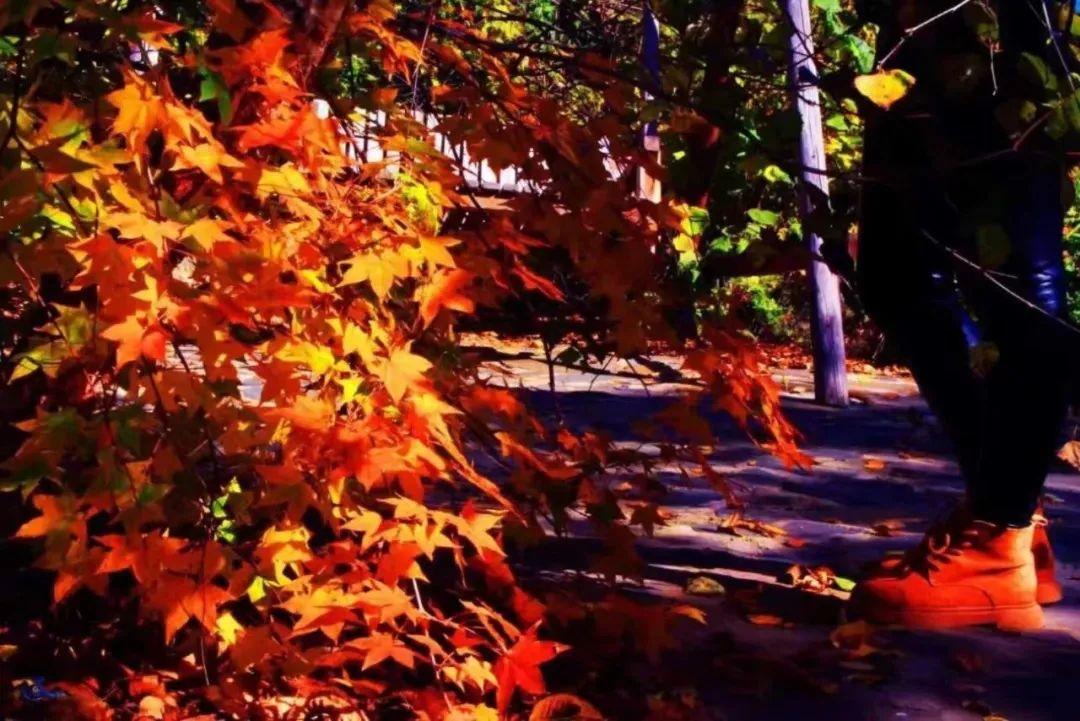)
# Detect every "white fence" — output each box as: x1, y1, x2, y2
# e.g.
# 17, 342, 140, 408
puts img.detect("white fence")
315, 101, 628, 196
